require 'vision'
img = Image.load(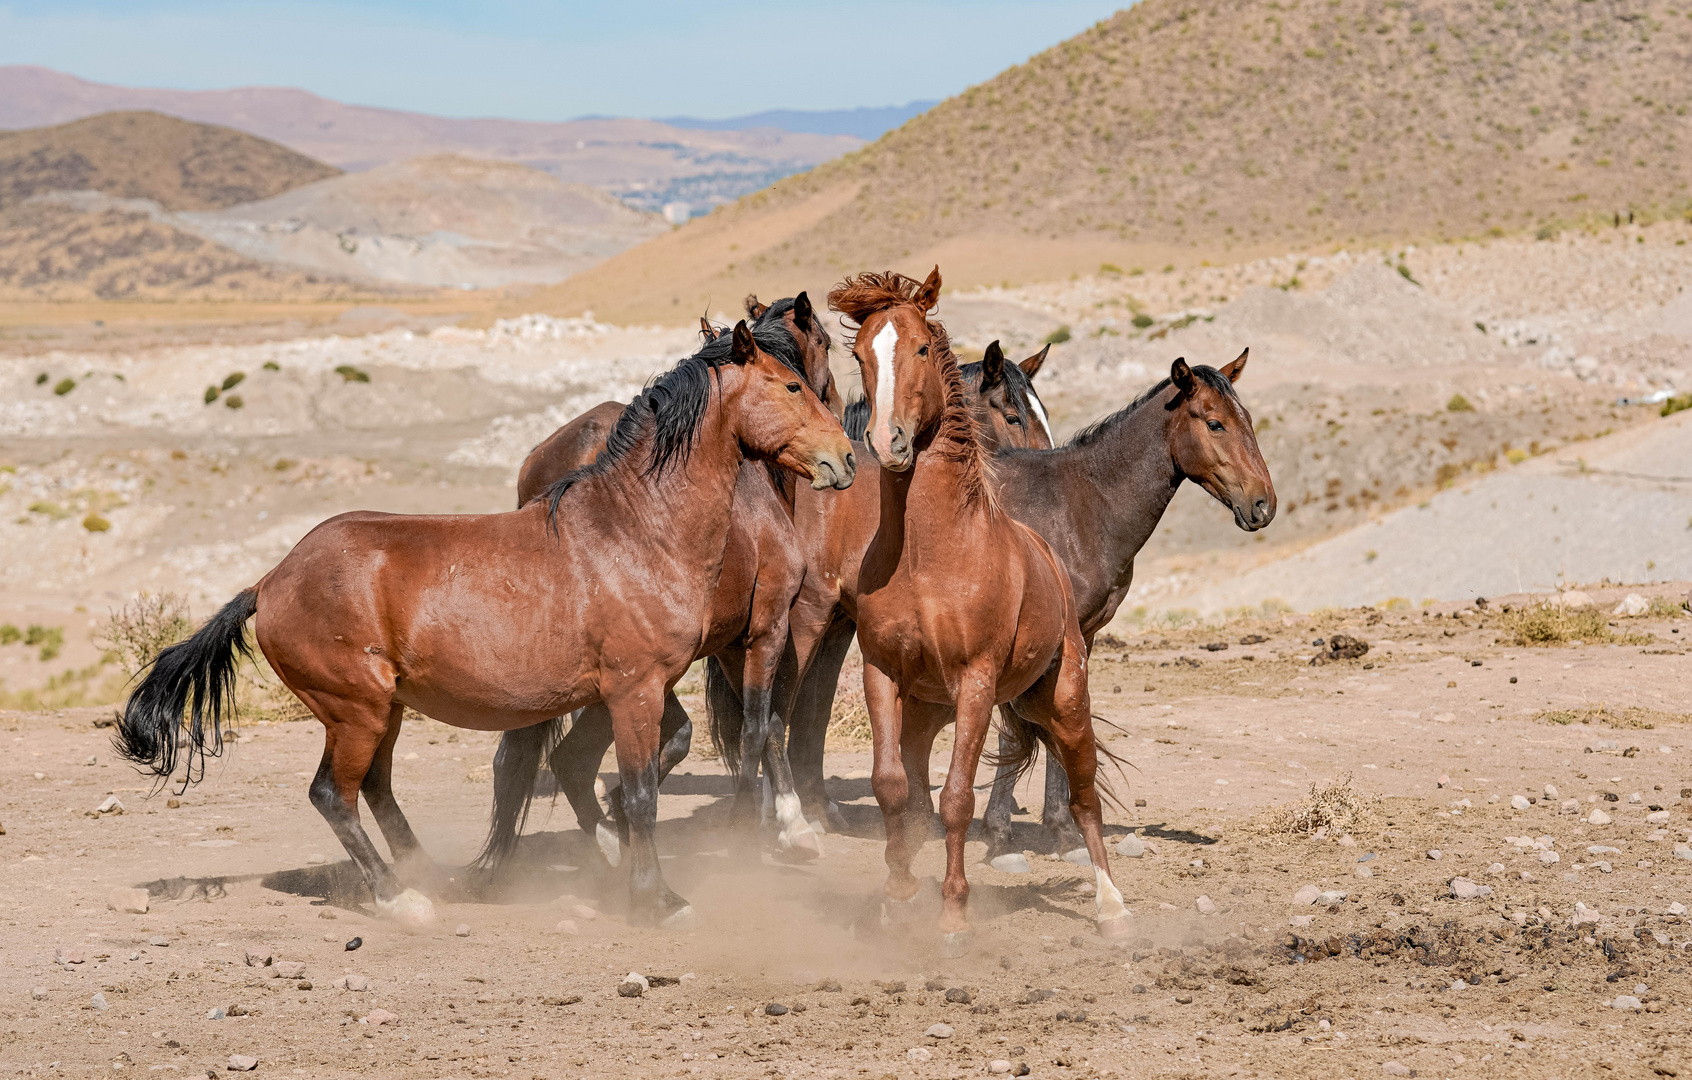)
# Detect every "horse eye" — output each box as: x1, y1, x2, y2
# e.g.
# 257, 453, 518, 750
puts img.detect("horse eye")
1207, 419, 1225, 432
917, 345, 929, 357
786, 382, 802, 393
1006, 414, 1022, 425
